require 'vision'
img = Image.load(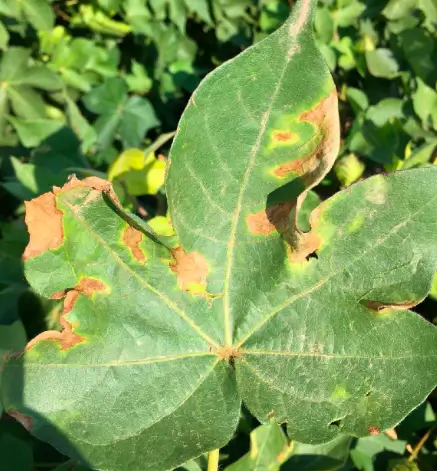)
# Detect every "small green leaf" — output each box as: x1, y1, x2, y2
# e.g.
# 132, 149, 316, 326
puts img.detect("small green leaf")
0, 320, 27, 415
119, 96, 161, 148
0, 0, 54, 31
382, 0, 417, 20
21, 0, 54, 31
365, 49, 399, 78
109, 149, 166, 195
83, 77, 128, 115
84, 78, 160, 149
184, 0, 212, 24
125, 60, 153, 94
283, 435, 351, 471
351, 433, 407, 471
226, 421, 290, 471
402, 140, 437, 169
346, 88, 370, 114
412, 78, 437, 130
315, 7, 334, 44
335, 153, 366, 187
65, 97, 97, 153
399, 28, 436, 82
366, 99, 404, 127
0, 20, 9, 50
148, 216, 176, 237
7, 117, 63, 148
